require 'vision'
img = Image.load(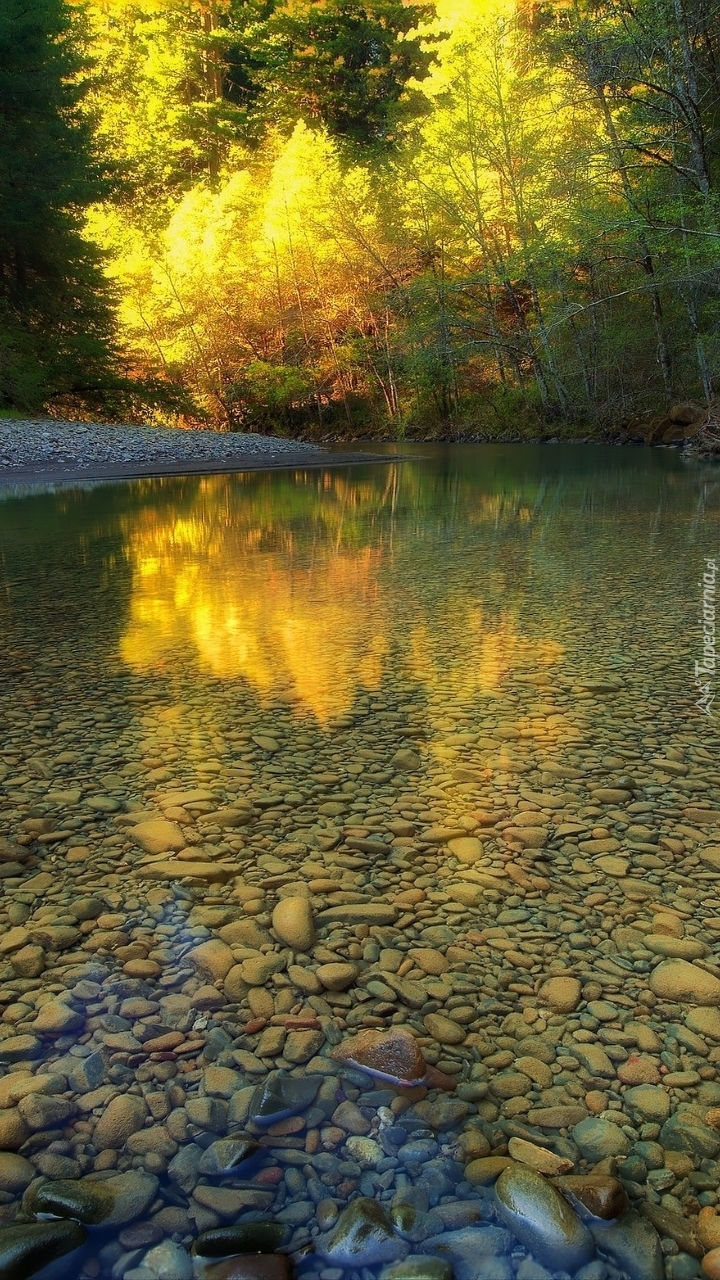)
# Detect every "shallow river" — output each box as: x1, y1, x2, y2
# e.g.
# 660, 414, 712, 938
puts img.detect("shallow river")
0, 444, 719, 1280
